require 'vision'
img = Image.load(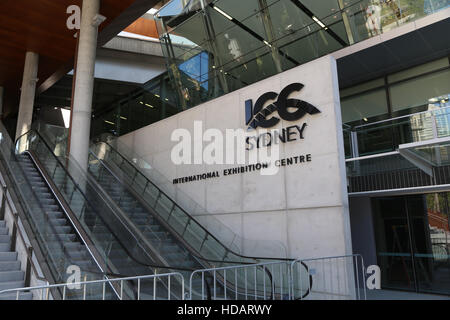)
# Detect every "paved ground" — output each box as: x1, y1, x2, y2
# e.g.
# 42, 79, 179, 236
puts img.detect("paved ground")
366, 289, 450, 300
